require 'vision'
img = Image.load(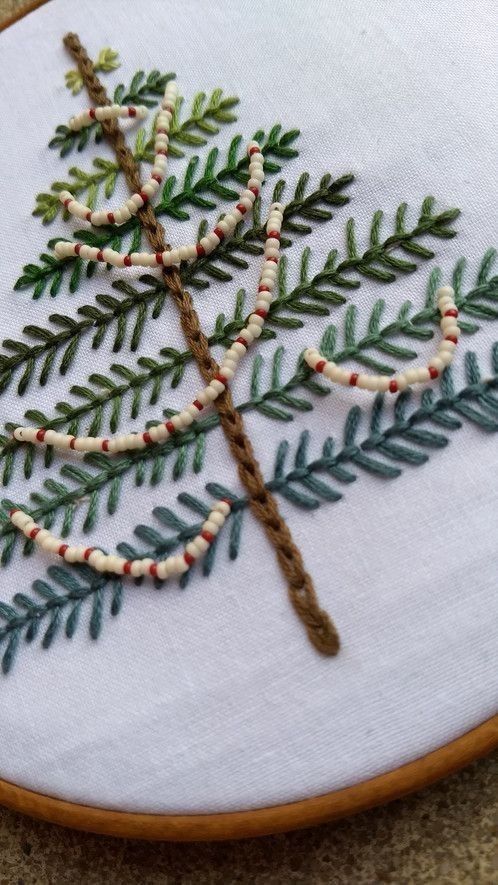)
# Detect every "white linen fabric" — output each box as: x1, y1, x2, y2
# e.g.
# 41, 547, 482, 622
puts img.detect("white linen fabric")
0, 0, 496, 814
